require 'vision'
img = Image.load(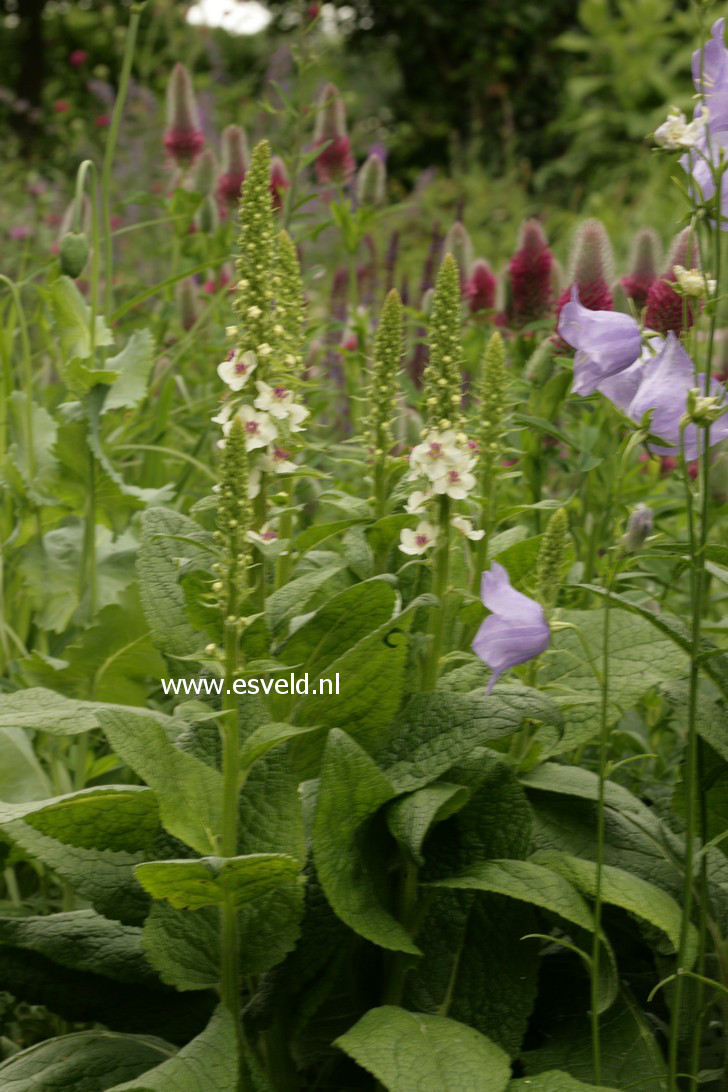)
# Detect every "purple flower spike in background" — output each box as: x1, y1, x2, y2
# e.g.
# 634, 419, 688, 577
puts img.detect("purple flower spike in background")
558, 287, 642, 395
627, 332, 728, 460
472, 562, 550, 694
